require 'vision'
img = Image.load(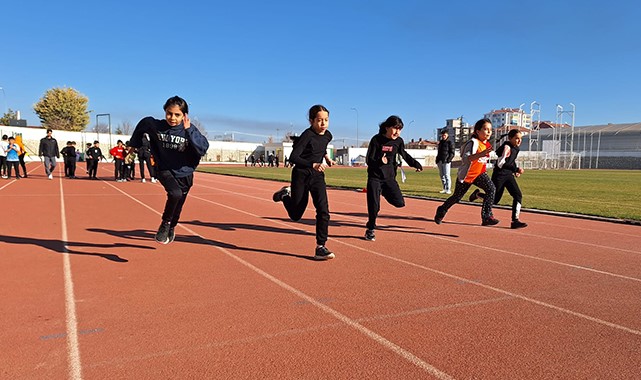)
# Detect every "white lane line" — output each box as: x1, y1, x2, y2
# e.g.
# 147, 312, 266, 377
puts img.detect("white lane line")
189, 192, 641, 337
105, 183, 454, 380
197, 182, 641, 282
59, 177, 83, 380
